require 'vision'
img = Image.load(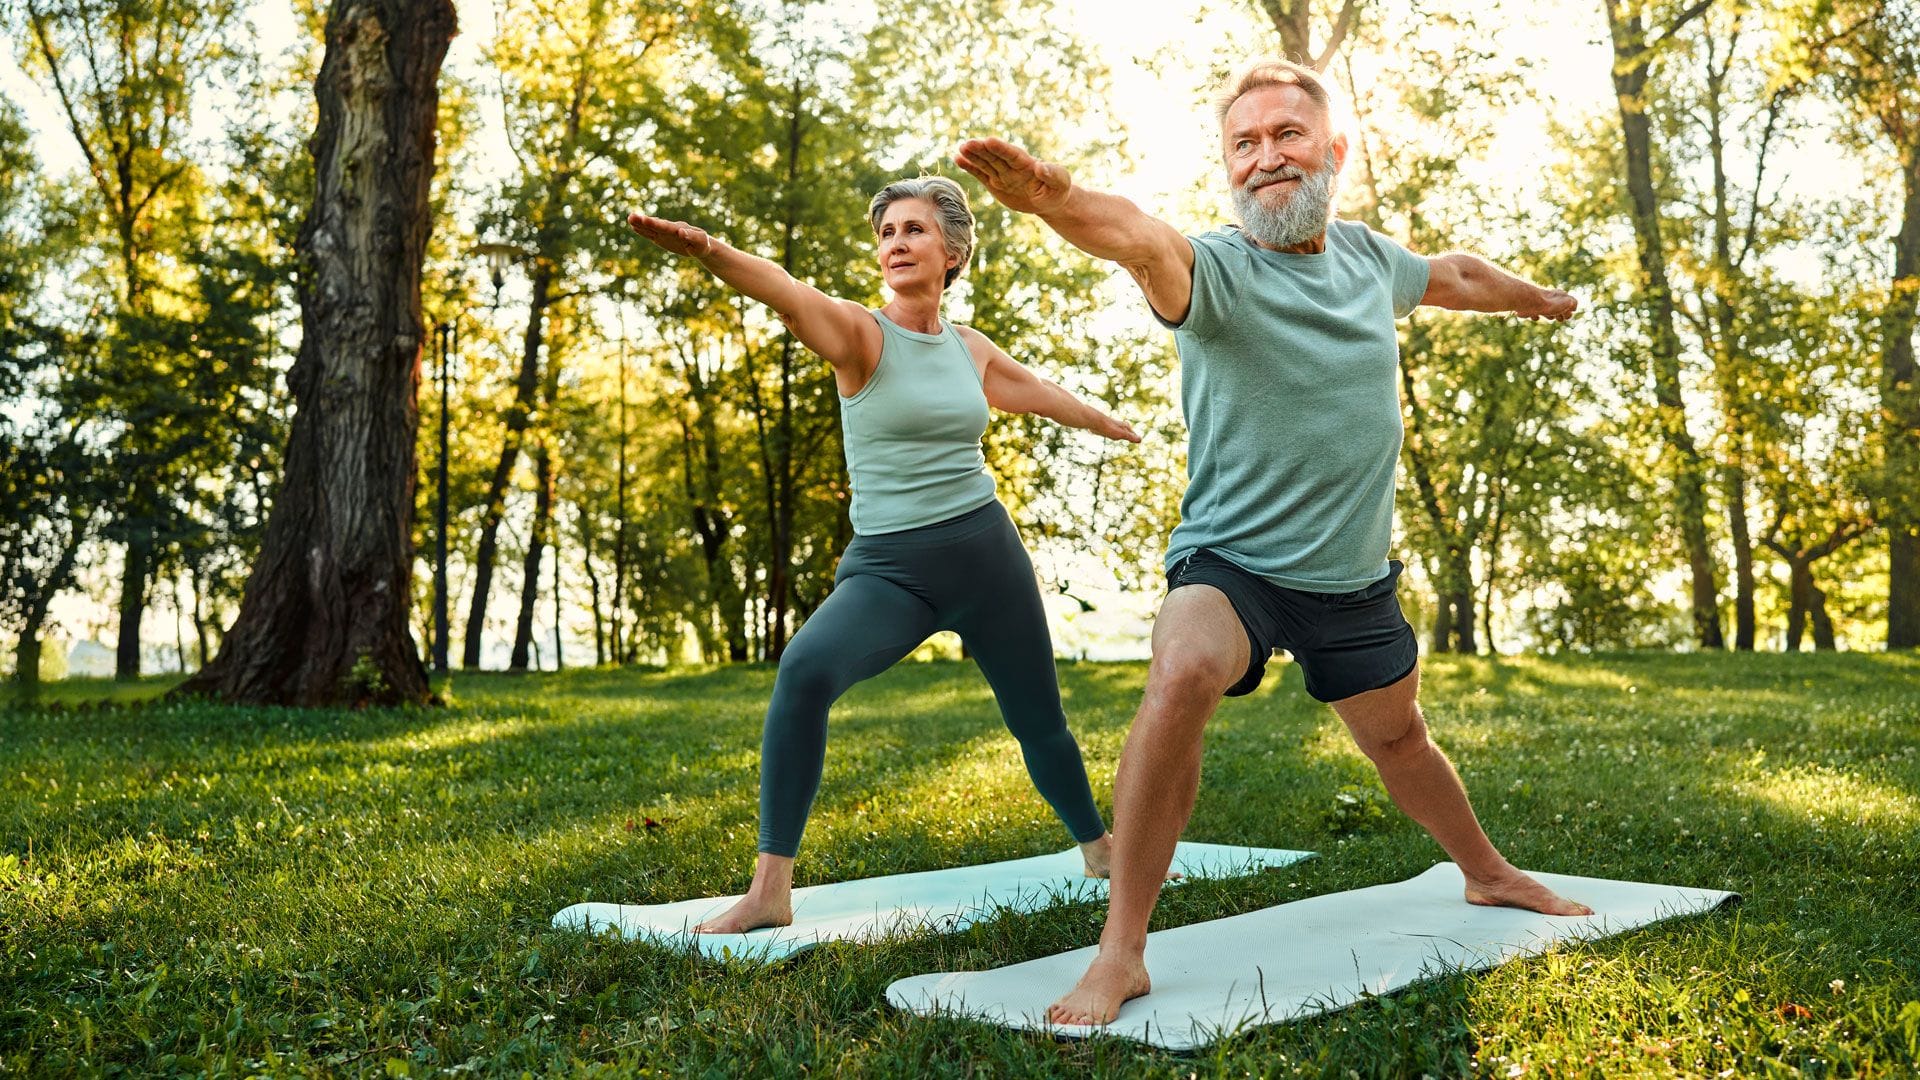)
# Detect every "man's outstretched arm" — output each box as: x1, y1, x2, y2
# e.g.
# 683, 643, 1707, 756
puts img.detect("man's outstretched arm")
955, 137, 1197, 325
1422, 253, 1579, 320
